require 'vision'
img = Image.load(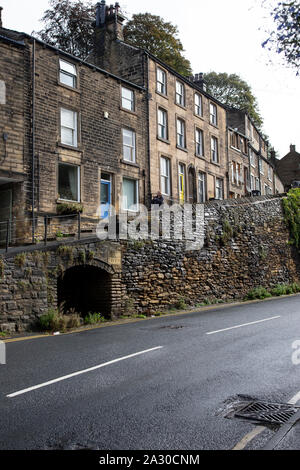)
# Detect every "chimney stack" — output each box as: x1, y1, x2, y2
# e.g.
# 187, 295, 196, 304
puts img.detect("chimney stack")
0, 7, 3, 28
290, 144, 296, 153
192, 73, 207, 92
96, 1, 107, 27
92, 1, 126, 71
95, 1, 125, 41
